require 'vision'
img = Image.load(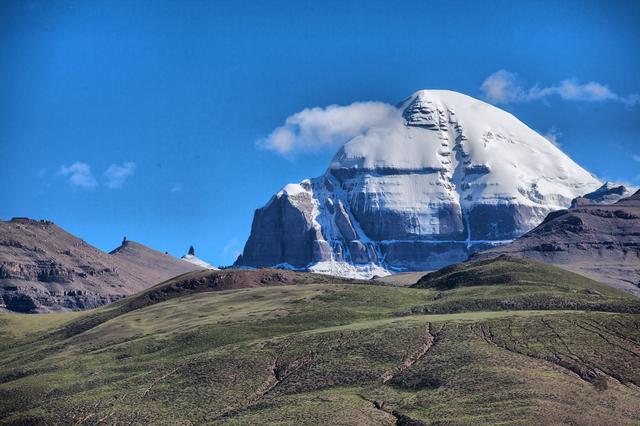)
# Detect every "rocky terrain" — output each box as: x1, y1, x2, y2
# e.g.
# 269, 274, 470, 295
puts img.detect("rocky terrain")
1, 259, 639, 424
572, 182, 633, 206
0, 218, 202, 313
475, 190, 640, 295
235, 90, 600, 278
